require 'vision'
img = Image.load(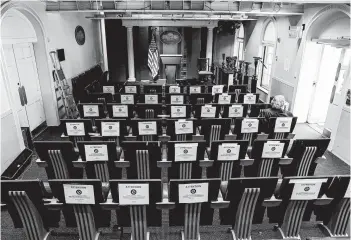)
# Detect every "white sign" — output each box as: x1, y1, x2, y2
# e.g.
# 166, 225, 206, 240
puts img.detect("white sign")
66, 122, 85, 136
218, 143, 240, 161
190, 86, 201, 94
201, 105, 216, 118
63, 184, 95, 204
138, 121, 157, 135
274, 117, 293, 133
125, 86, 137, 94
175, 143, 198, 161
228, 105, 244, 118
171, 106, 186, 118
101, 122, 120, 136
243, 94, 257, 104
84, 145, 108, 161
118, 183, 149, 205
218, 94, 231, 104
169, 86, 180, 93
241, 118, 259, 133
290, 179, 327, 200
83, 105, 99, 117
171, 95, 184, 104
103, 86, 115, 94
262, 141, 285, 158
179, 183, 208, 203
112, 105, 128, 118
212, 85, 224, 95
121, 95, 134, 104
175, 120, 193, 135
145, 95, 158, 104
